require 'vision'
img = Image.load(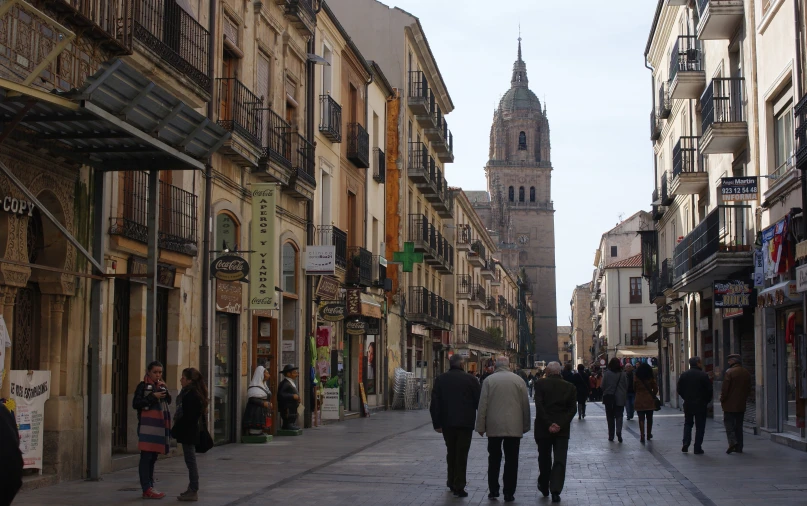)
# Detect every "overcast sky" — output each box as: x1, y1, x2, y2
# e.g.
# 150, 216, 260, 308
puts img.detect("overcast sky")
388, 0, 660, 325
